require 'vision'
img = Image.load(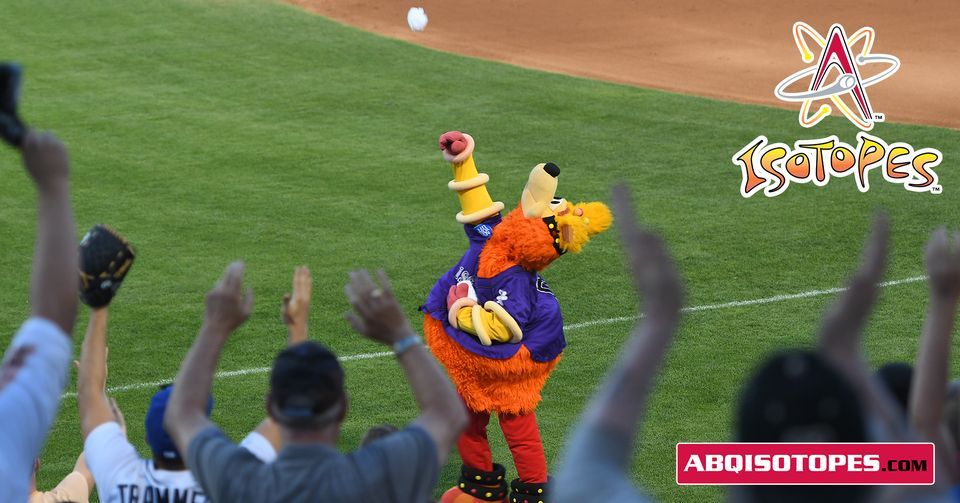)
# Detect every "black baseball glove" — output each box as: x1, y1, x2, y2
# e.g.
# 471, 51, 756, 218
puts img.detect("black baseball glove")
0, 63, 26, 148
79, 224, 136, 308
